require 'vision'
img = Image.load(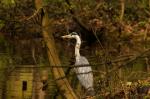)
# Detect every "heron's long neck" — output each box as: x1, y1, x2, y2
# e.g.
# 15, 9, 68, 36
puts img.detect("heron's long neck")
75, 36, 81, 61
